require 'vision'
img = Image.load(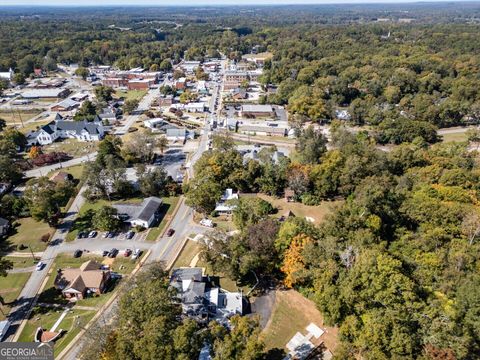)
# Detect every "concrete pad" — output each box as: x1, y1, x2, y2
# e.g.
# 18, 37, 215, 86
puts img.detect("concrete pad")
306, 323, 324, 339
